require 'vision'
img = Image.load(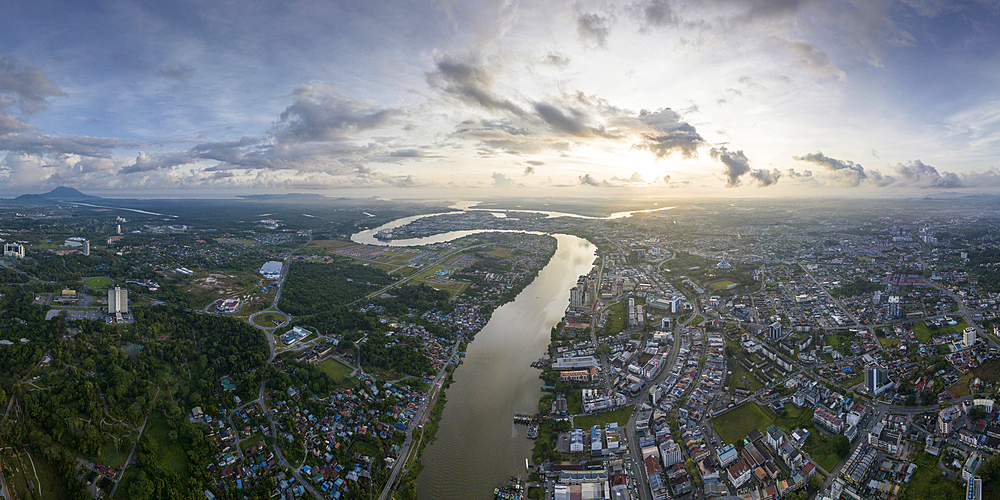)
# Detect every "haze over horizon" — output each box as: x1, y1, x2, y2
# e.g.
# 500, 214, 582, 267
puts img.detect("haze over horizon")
2, 0, 1000, 197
